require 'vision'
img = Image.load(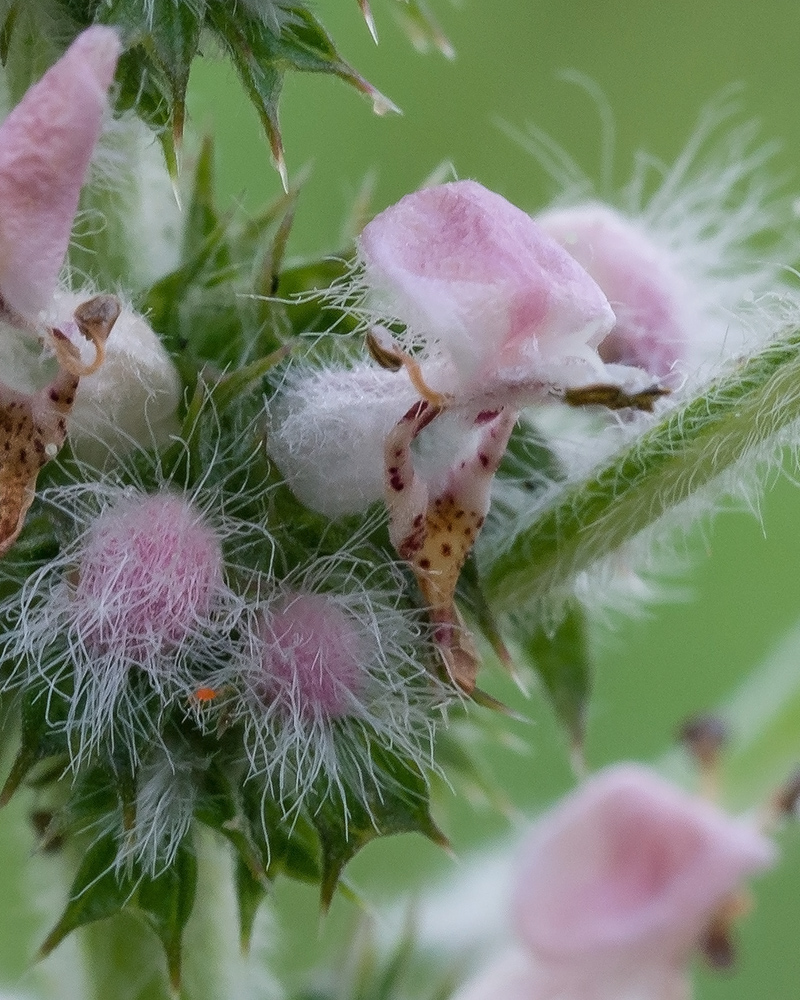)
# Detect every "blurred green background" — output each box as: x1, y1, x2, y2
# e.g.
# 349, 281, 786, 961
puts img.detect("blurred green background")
183, 2, 800, 998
